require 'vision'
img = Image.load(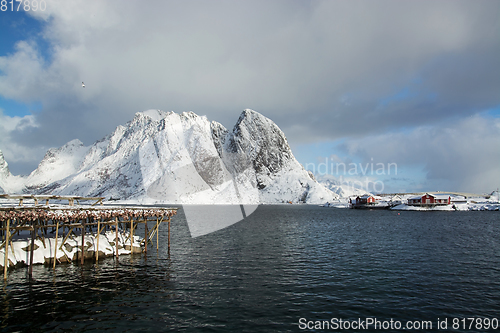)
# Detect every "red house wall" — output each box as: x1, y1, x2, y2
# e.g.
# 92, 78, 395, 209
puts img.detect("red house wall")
420, 195, 450, 205
422, 194, 435, 204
